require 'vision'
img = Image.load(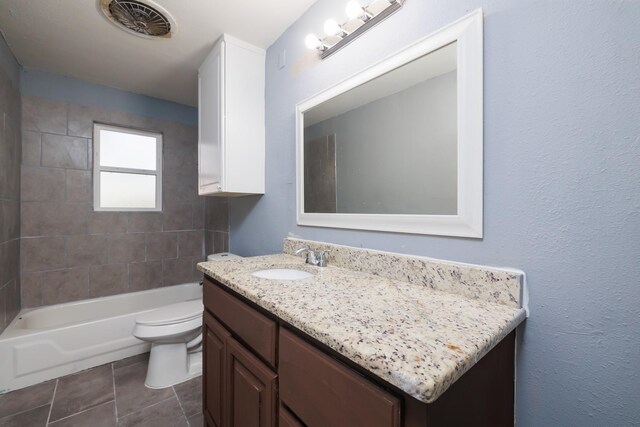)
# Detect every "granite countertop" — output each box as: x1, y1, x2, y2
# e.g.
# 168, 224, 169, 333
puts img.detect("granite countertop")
197, 253, 526, 404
